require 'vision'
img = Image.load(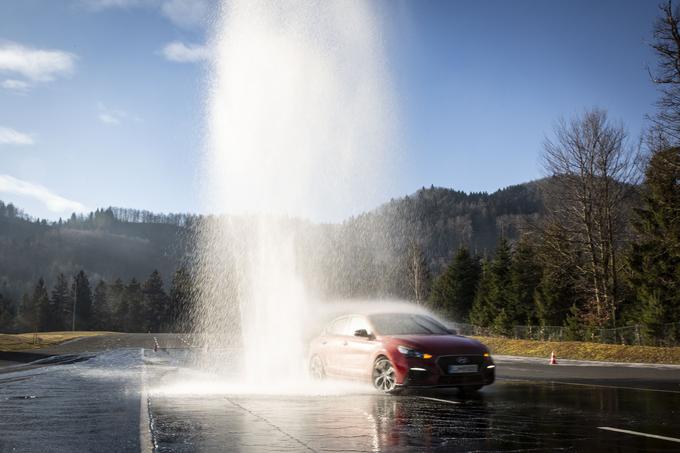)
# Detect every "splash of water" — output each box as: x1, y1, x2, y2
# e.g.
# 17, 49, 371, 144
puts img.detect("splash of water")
194, 0, 393, 388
